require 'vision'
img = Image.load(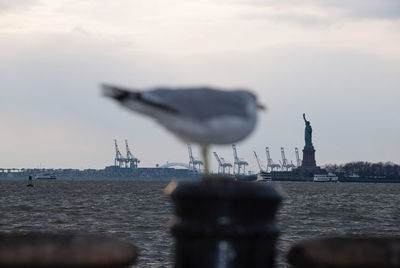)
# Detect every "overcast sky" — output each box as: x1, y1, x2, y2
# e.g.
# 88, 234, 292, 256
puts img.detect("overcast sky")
1, 0, 399, 172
